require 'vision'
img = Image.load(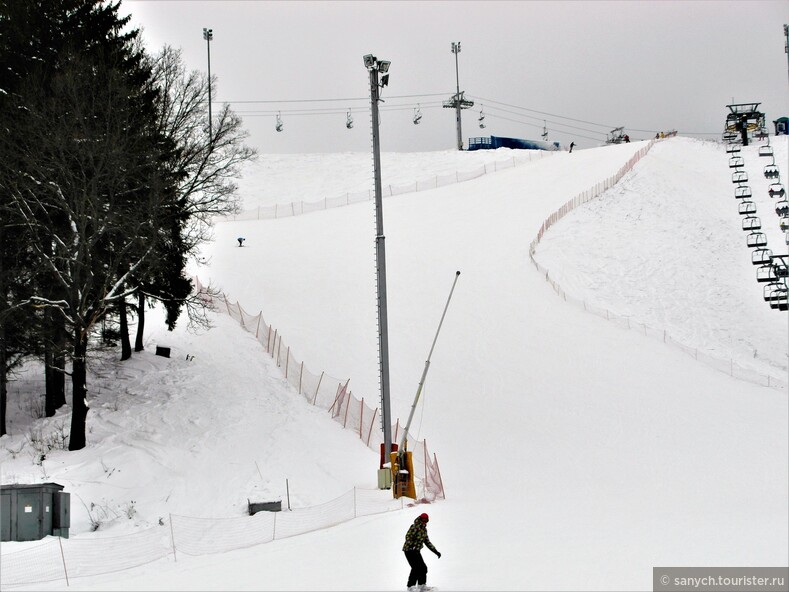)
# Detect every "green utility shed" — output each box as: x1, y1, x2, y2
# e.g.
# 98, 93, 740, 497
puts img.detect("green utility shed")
0, 483, 70, 542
